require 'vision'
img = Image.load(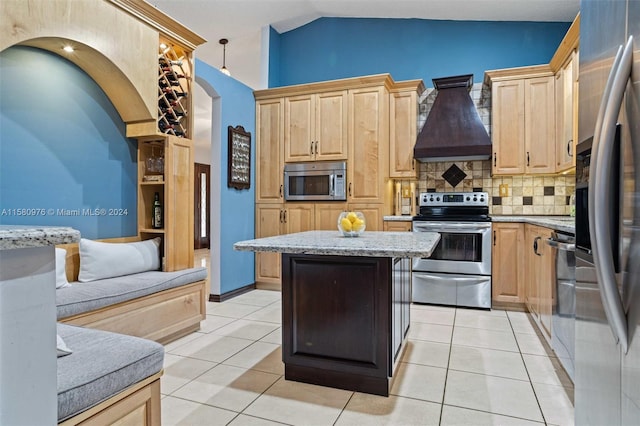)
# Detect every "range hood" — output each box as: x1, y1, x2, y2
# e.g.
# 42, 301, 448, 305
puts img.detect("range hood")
413, 74, 492, 163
